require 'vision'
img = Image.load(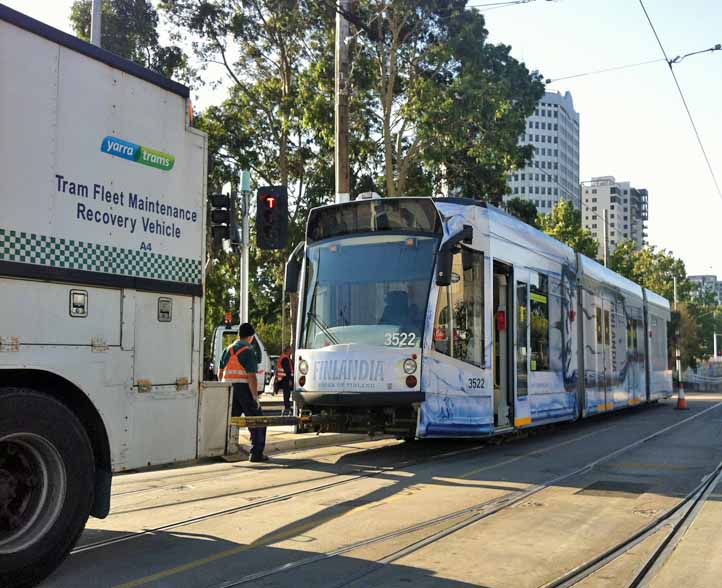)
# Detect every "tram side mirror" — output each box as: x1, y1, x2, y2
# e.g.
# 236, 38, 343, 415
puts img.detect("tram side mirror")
285, 257, 300, 294
284, 242, 304, 294
436, 225, 473, 286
